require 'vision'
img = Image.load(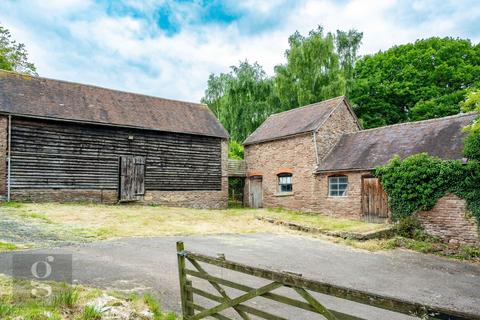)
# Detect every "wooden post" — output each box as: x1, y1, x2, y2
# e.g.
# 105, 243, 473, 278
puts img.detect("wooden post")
176, 241, 189, 319
186, 279, 194, 317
